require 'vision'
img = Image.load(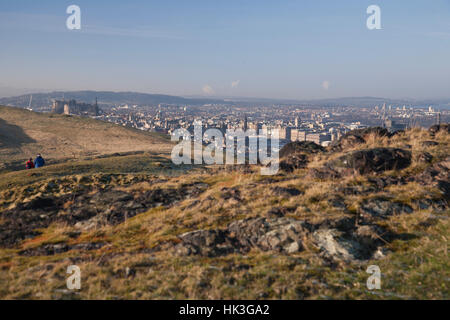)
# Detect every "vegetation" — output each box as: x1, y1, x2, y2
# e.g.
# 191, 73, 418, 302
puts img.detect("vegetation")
0, 111, 448, 299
